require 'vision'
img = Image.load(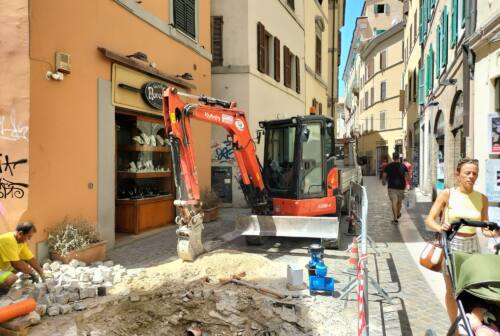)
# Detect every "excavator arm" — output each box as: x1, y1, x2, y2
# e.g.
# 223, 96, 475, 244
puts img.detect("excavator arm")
162, 87, 270, 261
